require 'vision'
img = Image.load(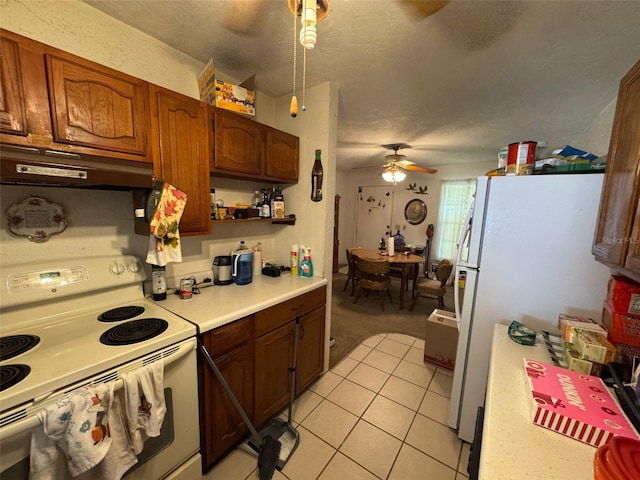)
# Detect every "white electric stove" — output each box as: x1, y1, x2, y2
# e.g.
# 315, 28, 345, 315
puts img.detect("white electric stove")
0, 255, 201, 480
